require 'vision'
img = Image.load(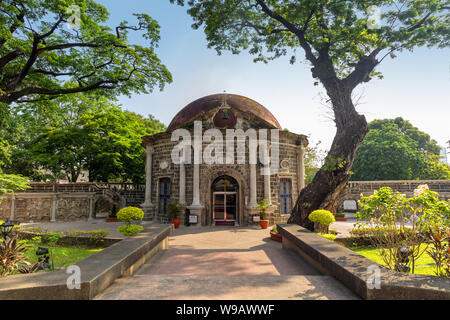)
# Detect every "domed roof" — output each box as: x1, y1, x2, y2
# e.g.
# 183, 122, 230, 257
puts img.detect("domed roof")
166, 93, 282, 131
